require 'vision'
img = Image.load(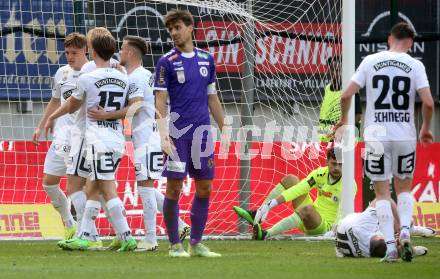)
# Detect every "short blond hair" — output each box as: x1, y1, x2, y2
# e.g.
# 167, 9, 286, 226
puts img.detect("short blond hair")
64, 32, 87, 49
87, 27, 112, 42
91, 33, 116, 61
